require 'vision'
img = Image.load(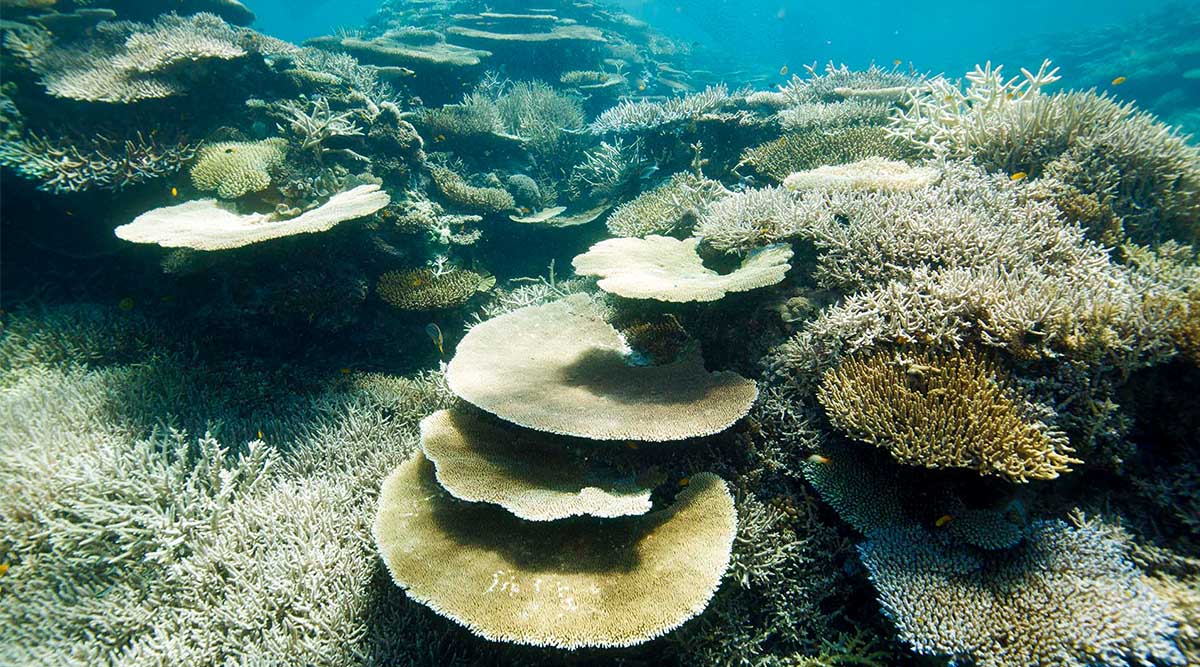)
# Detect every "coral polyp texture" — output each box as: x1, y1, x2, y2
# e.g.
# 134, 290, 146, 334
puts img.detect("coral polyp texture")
818, 347, 1078, 481
445, 295, 758, 440
115, 184, 390, 250
376, 267, 495, 310
572, 235, 794, 302
419, 408, 654, 520
373, 453, 736, 649
858, 520, 1185, 667
189, 138, 288, 199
